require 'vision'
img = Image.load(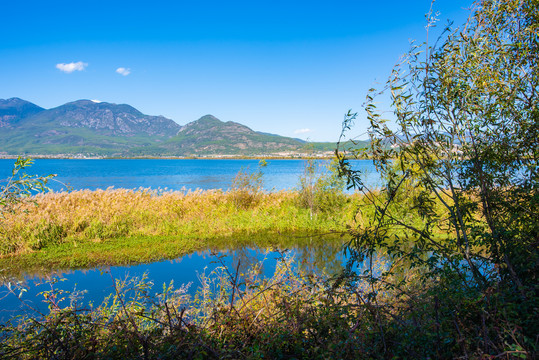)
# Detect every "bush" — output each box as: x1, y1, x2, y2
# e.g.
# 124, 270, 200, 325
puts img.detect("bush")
297, 159, 347, 216
0, 254, 391, 359
0, 157, 54, 217
230, 160, 267, 209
